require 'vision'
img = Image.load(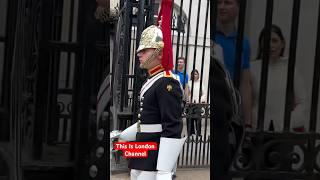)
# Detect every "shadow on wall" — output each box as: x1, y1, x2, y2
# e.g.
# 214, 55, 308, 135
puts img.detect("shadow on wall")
0, 148, 10, 177
0, 108, 9, 141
